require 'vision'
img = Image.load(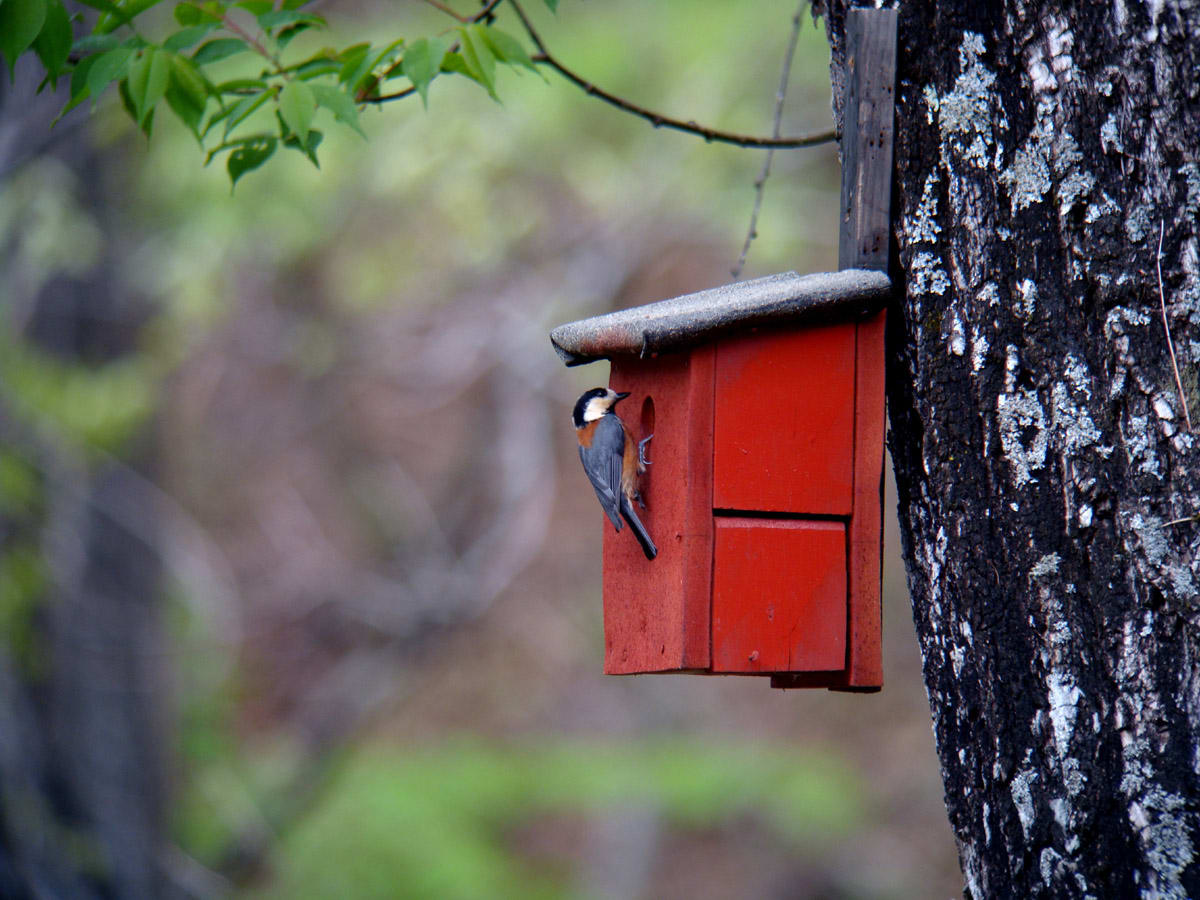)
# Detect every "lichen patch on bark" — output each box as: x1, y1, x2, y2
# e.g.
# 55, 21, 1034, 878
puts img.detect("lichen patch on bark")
818, 0, 1200, 891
